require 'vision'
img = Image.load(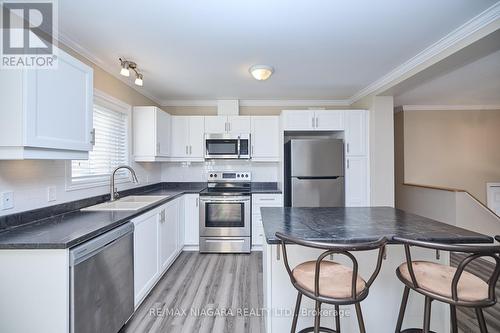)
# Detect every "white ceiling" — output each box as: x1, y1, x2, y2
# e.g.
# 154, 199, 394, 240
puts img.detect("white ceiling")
58, 0, 498, 103
390, 30, 500, 106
